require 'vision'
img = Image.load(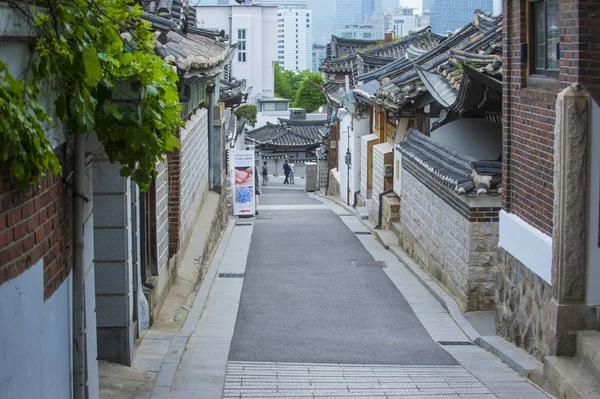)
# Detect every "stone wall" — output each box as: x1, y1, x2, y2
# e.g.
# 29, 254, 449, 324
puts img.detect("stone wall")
399, 158, 500, 311
155, 159, 169, 273
495, 248, 552, 361
381, 194, 400, 230
328, 169, 340, 198
370, 143, 393, 222
317, 159, 328, 191
179, 108, 209, 243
